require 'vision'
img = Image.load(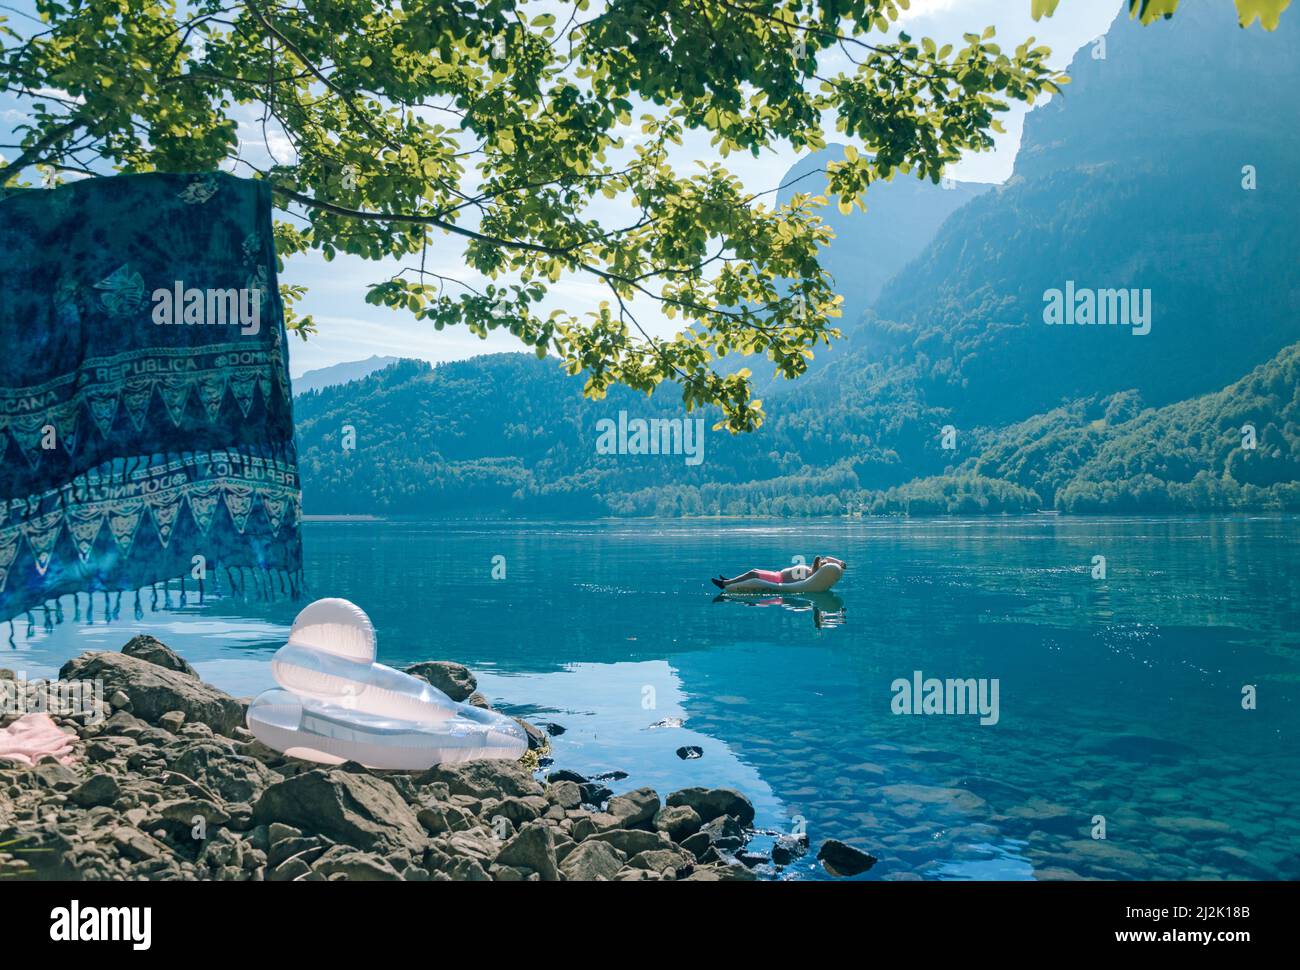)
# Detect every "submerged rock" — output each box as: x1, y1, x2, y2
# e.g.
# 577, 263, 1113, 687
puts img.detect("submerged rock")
817, 839, 877, 877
